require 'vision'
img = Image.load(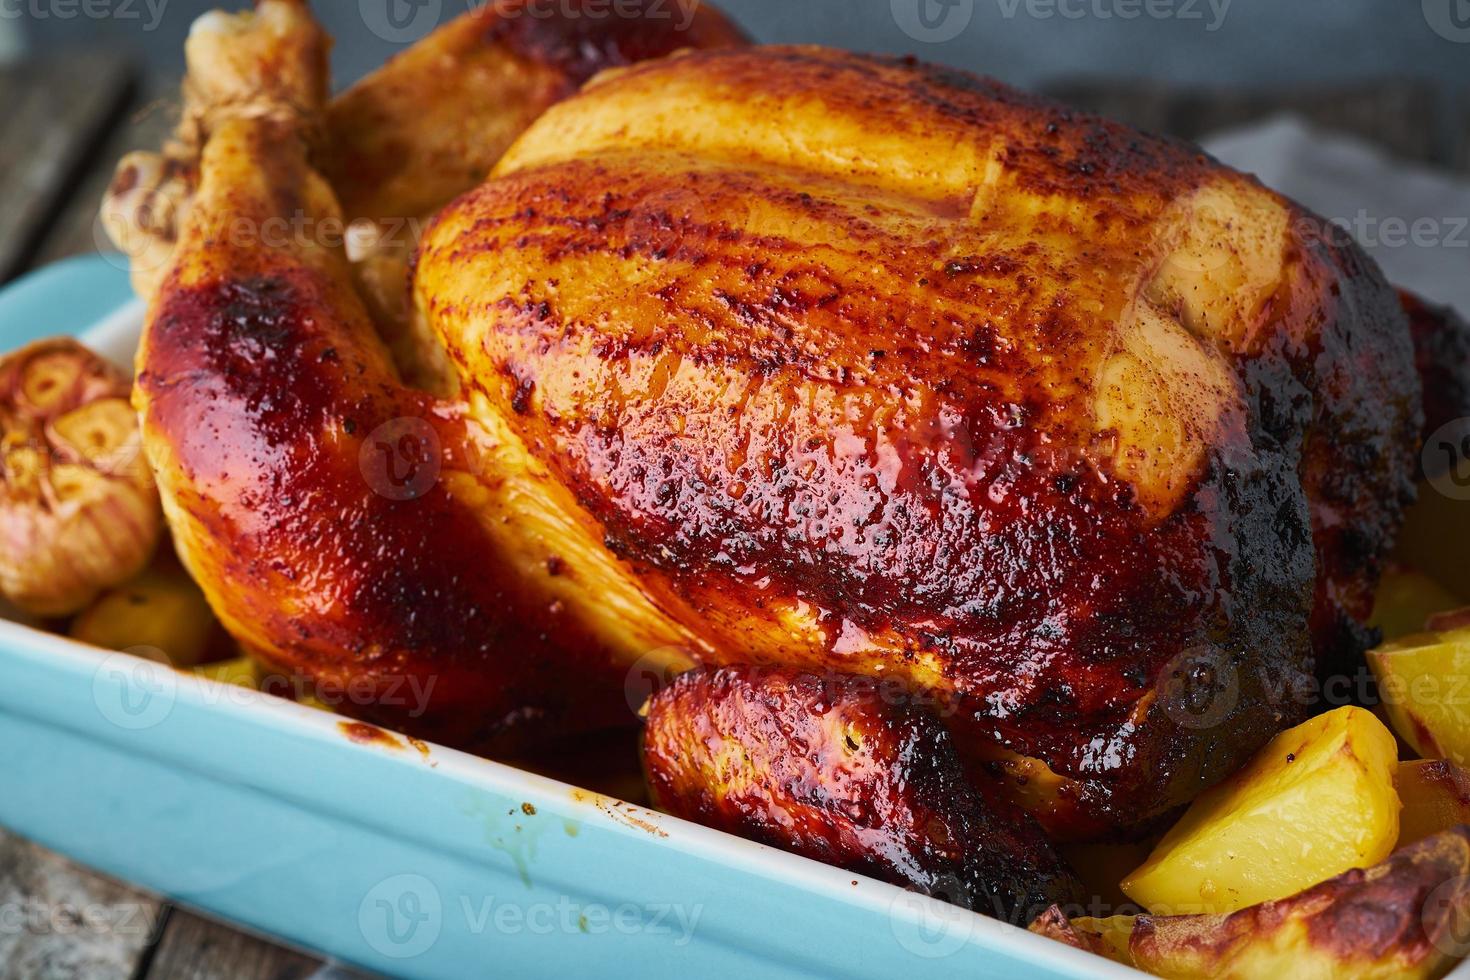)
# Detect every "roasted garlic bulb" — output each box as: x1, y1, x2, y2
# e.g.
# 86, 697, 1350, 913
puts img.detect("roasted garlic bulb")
0, 339, 161, 616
